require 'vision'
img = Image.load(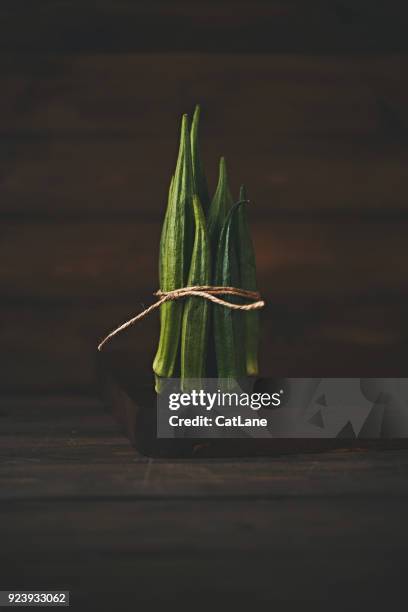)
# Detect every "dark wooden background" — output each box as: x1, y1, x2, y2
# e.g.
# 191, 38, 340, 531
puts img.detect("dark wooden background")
2, 4, 408, 608
1, 1, 408, 393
